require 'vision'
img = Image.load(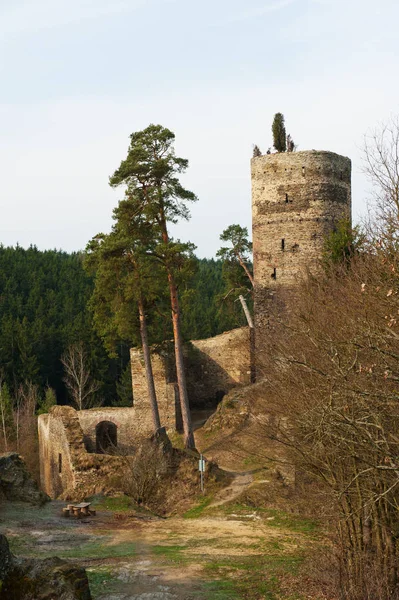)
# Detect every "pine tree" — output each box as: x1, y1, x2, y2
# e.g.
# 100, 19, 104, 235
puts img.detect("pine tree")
109, 124, 197, 448
217, 225, 254, 326
37, 386, 57, 415
85, 195, 167, 432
